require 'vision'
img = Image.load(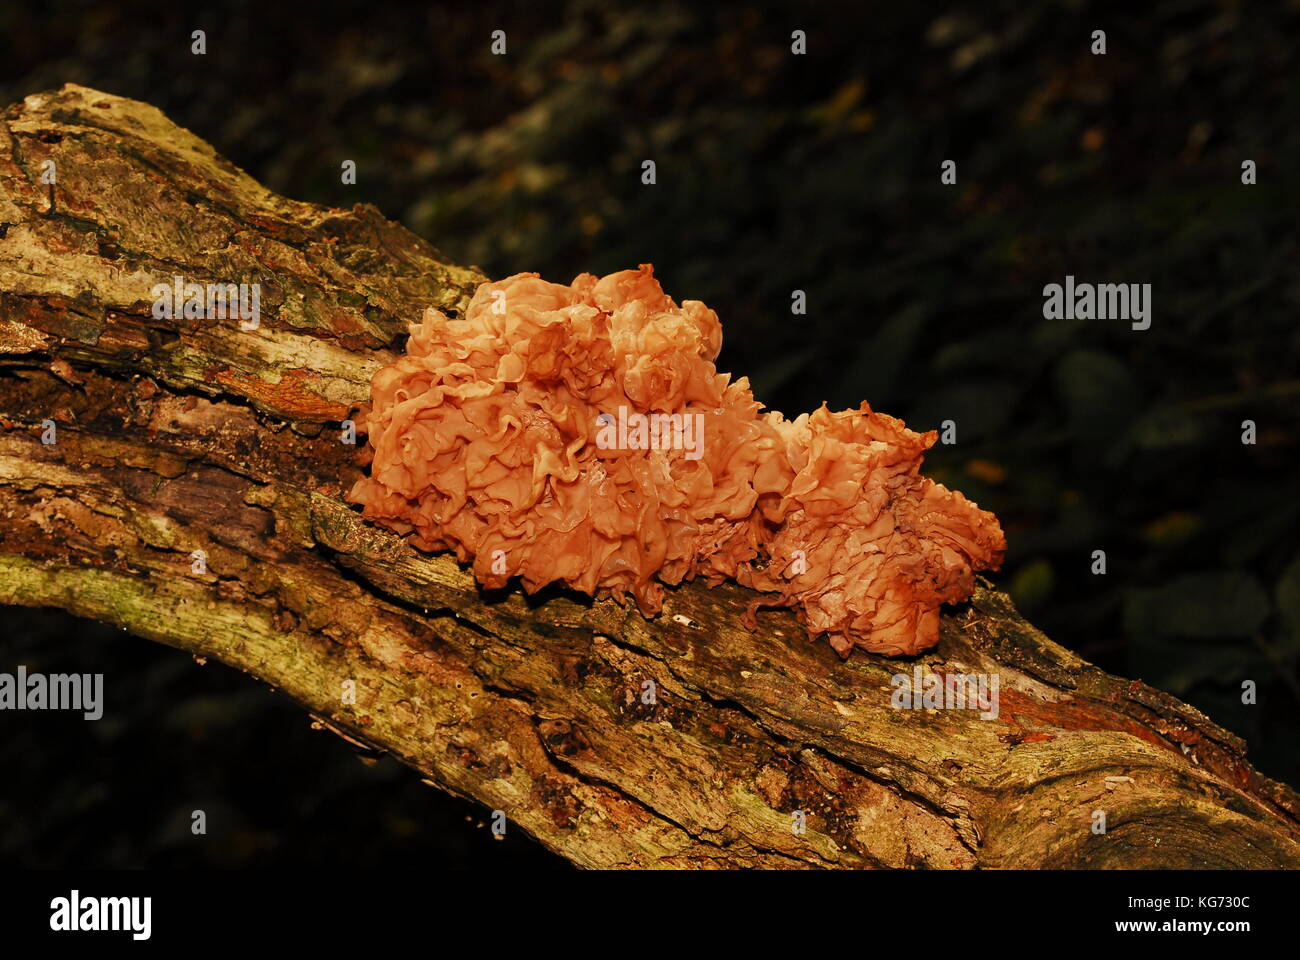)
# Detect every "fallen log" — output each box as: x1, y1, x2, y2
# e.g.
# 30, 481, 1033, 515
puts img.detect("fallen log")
2, 84, 1296, 868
